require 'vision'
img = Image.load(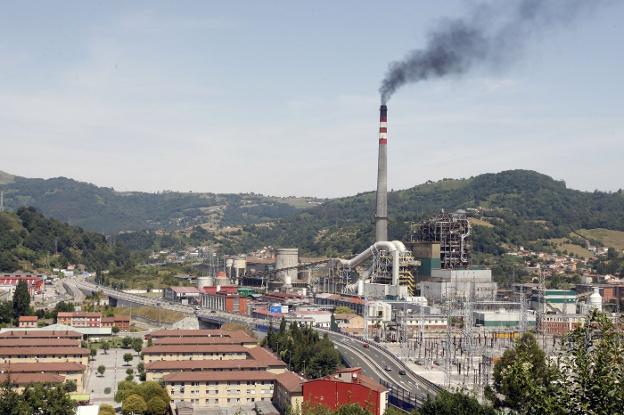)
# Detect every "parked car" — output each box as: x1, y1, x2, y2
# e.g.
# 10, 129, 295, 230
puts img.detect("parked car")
362, 343, 369, 348
384, 365, 392, 371
398, 369, 406, 375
